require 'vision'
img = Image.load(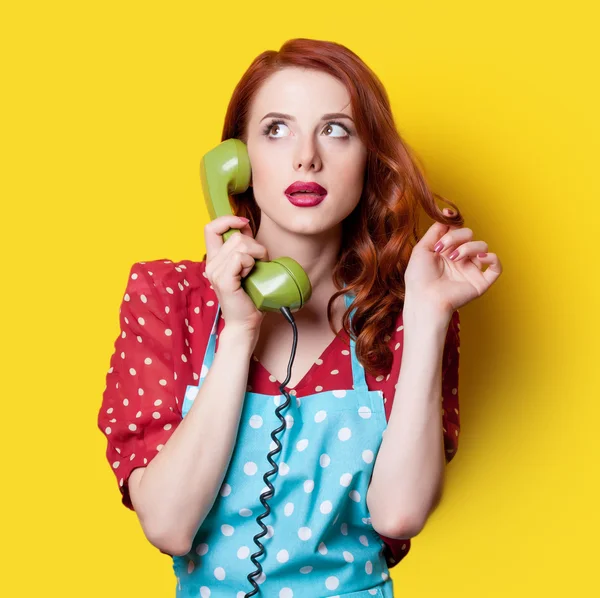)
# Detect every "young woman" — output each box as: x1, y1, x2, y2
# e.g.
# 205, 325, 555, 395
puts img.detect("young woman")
98, 38, 502, 598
